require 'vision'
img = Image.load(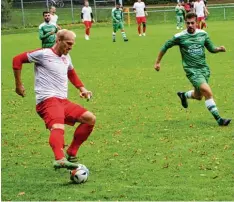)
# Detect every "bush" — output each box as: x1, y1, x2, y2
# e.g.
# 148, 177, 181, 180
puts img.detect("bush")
1, 0, 13, 23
